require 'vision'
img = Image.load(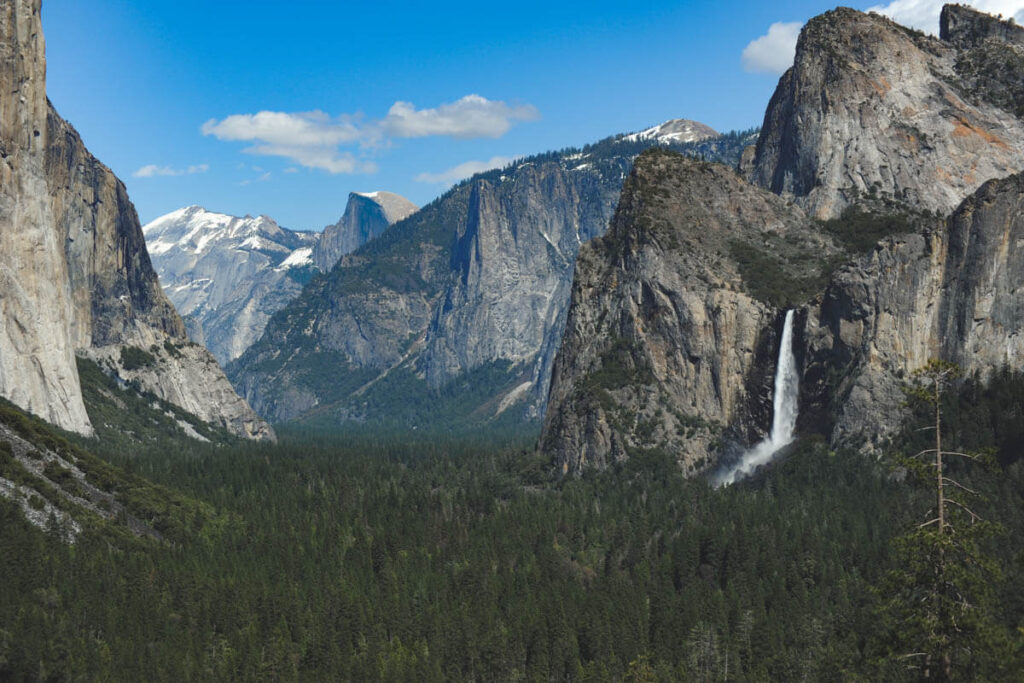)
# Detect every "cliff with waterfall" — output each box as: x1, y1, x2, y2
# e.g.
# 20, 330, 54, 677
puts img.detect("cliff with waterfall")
540, 4, 1024, 477
539, 151, 839, 476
